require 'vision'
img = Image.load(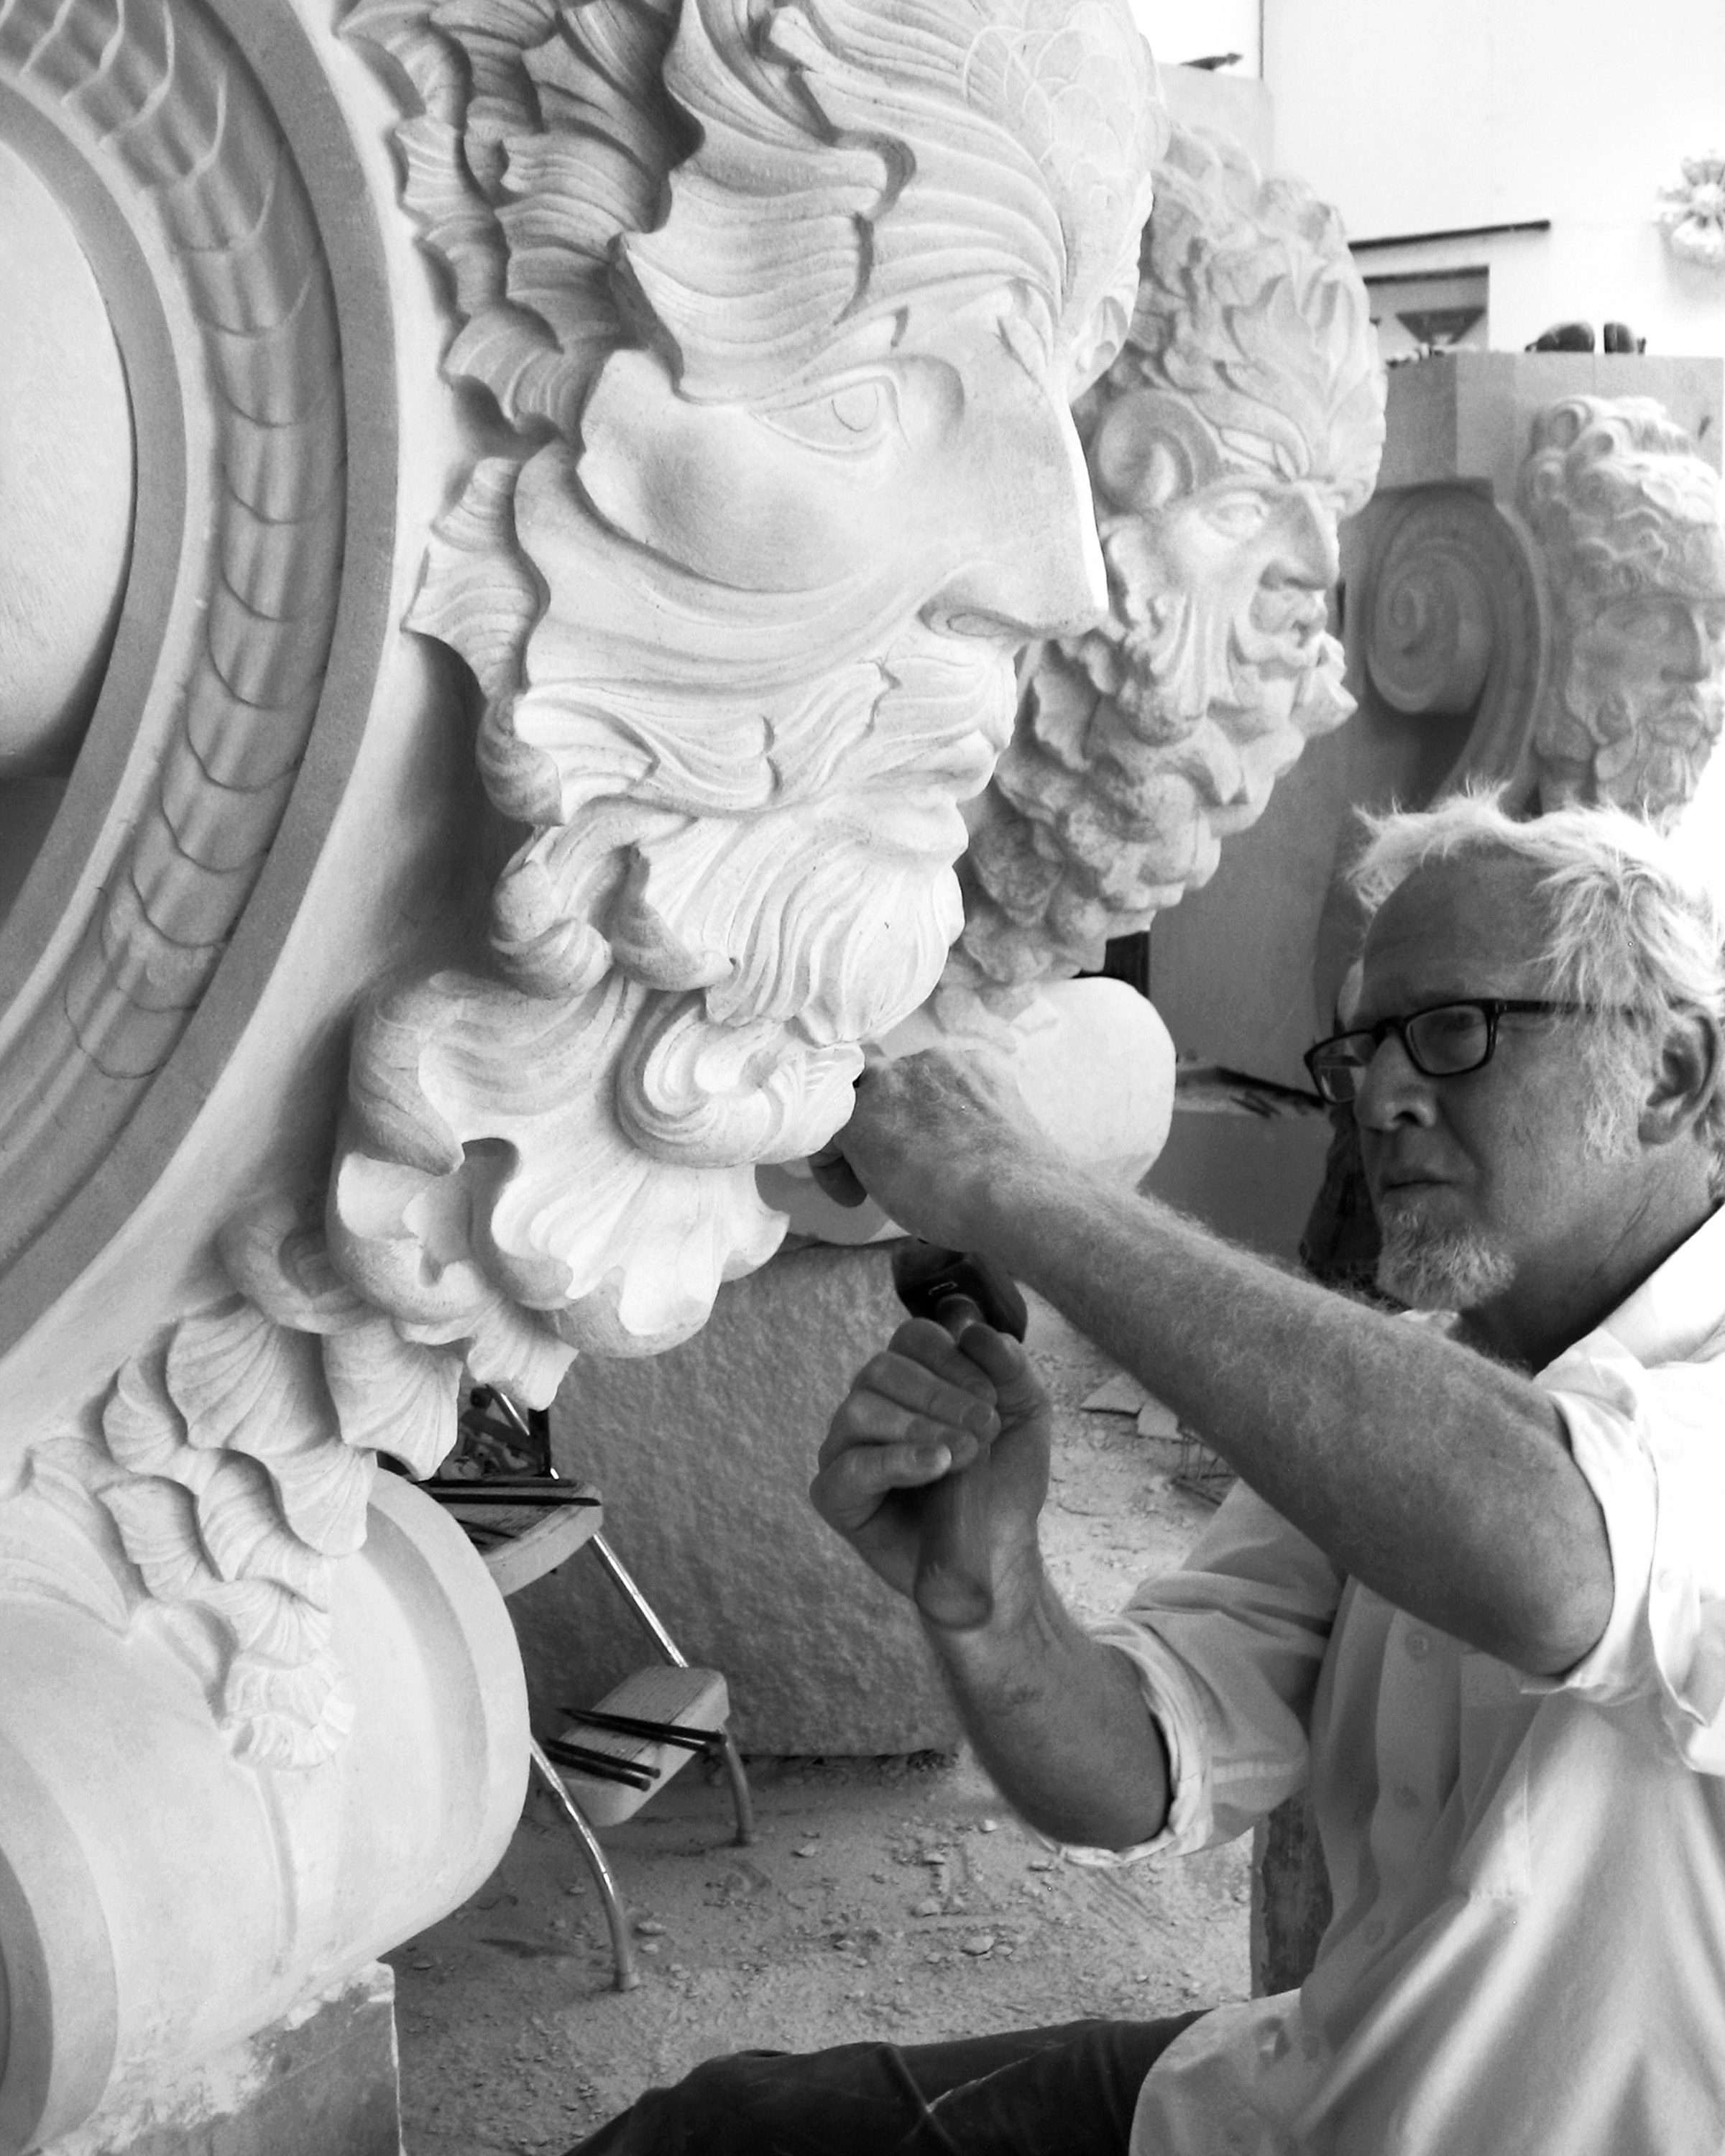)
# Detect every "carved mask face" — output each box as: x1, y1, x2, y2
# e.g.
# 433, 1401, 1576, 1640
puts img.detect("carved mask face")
1085, 387, 1348, 817
578, 285, 1106, 642
1560, 567, 1725, 806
